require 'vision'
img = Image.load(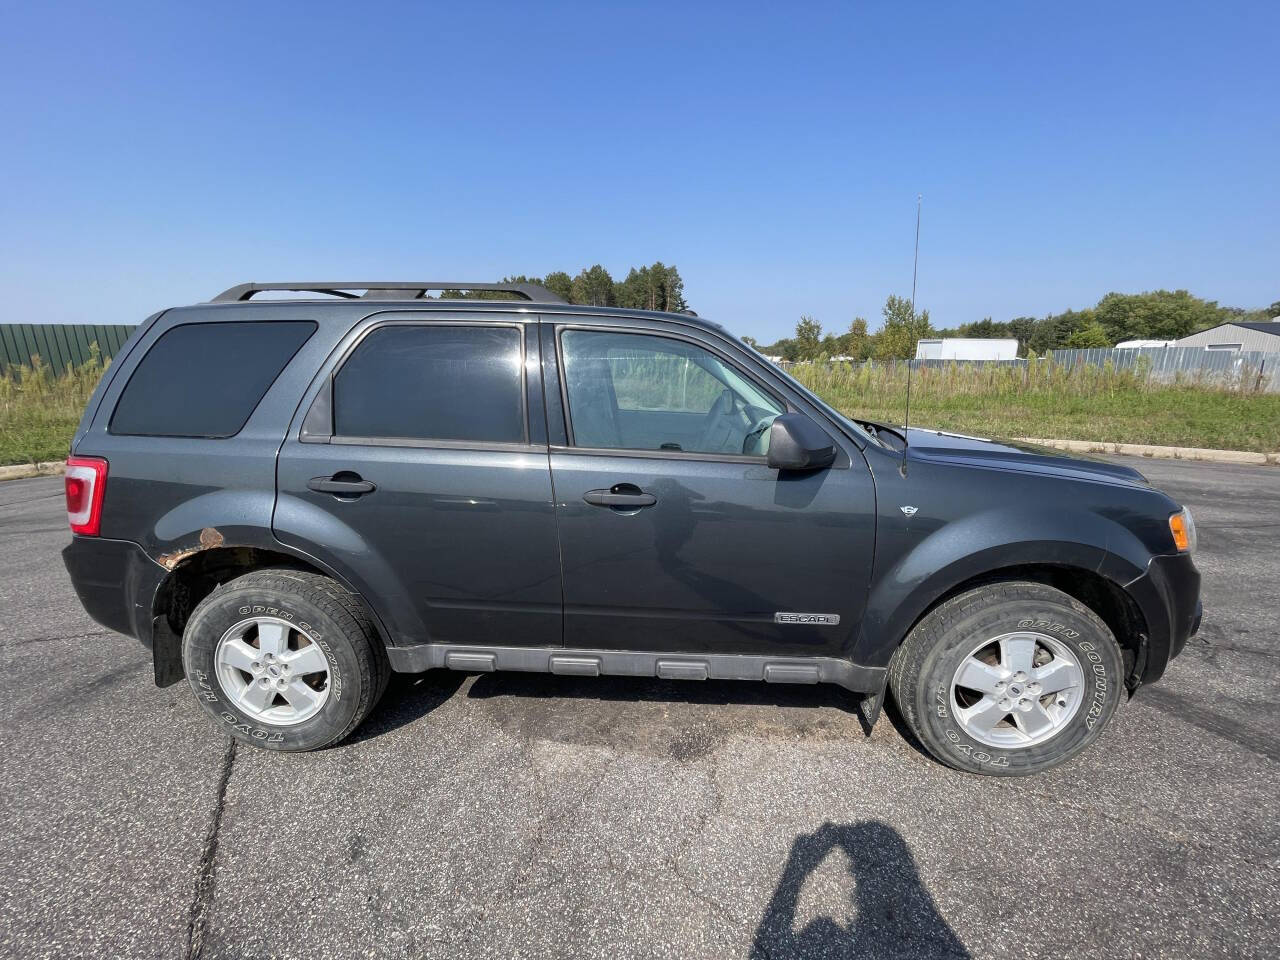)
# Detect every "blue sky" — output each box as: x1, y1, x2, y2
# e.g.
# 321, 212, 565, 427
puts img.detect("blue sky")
2, 1, 1276, 341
